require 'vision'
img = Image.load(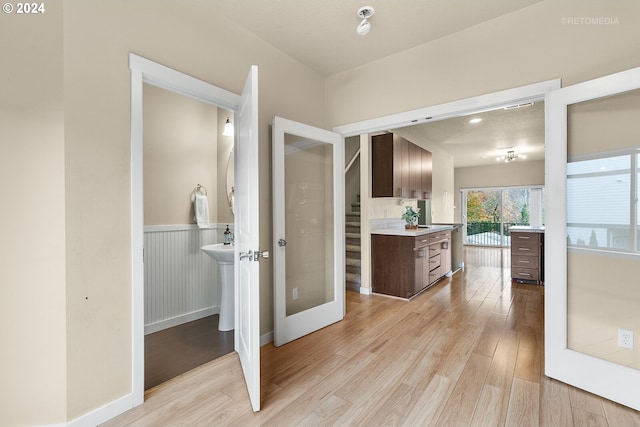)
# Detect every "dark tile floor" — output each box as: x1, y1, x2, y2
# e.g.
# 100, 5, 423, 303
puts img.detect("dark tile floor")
144, 315, 234, 390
